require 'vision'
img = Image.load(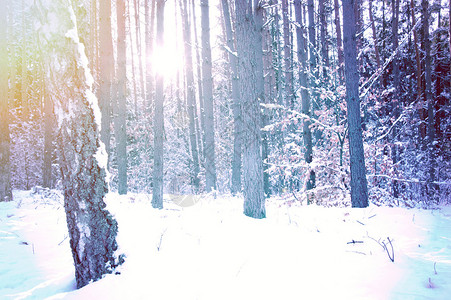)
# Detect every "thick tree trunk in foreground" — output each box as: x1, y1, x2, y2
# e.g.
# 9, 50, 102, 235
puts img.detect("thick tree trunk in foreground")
55, 1, 121, 288
152, 0, 165, 209
221, 0, 242, 194
0, 0, 12, 202
342, 0, 369, 208
235, 0, 265, 218
201, 0, 217, 192
116, 0, 128, 194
